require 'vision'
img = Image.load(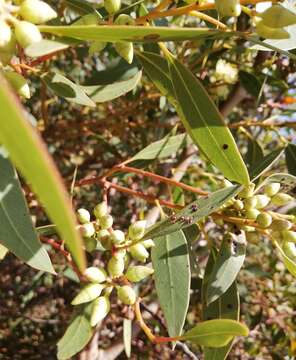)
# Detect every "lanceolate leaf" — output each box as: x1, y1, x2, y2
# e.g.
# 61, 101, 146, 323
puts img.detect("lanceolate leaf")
152, 230, 190, 338
57, 303, 94, 360
249, 148, 284, 180
144, 185, 241, 240
202, 250, 240, 360
206, 232, 246, 305
0, 149, 54, 273
285, 143, 296, 176
25, 39, 71, 57
274, 240, 296, 278
245, 139, 264, 169
167, 55, 249, 185
181, 319, 249, 348
0, 74, 86, 271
